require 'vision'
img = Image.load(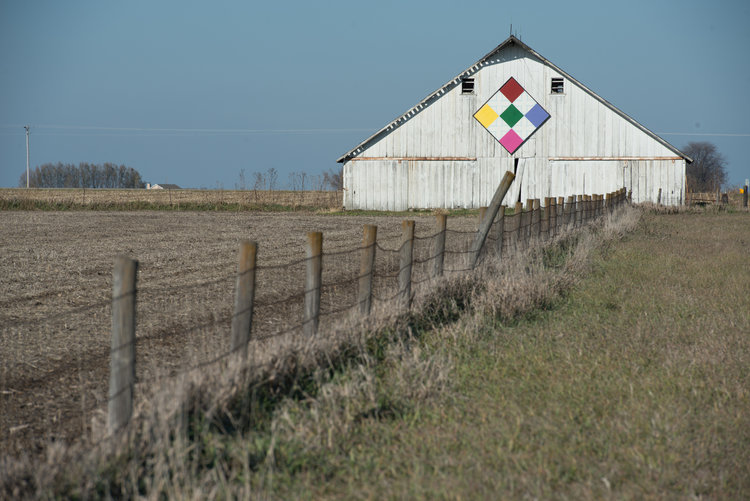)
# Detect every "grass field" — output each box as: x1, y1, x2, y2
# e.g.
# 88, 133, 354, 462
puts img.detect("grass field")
263, 209, 749, 499
2, 207, 748, 498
